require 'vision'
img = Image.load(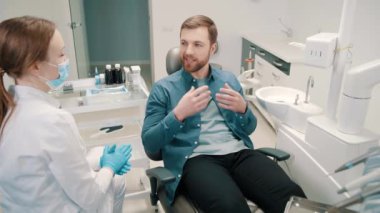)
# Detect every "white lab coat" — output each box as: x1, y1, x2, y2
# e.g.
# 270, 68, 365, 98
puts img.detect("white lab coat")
0, 85, 125, 212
